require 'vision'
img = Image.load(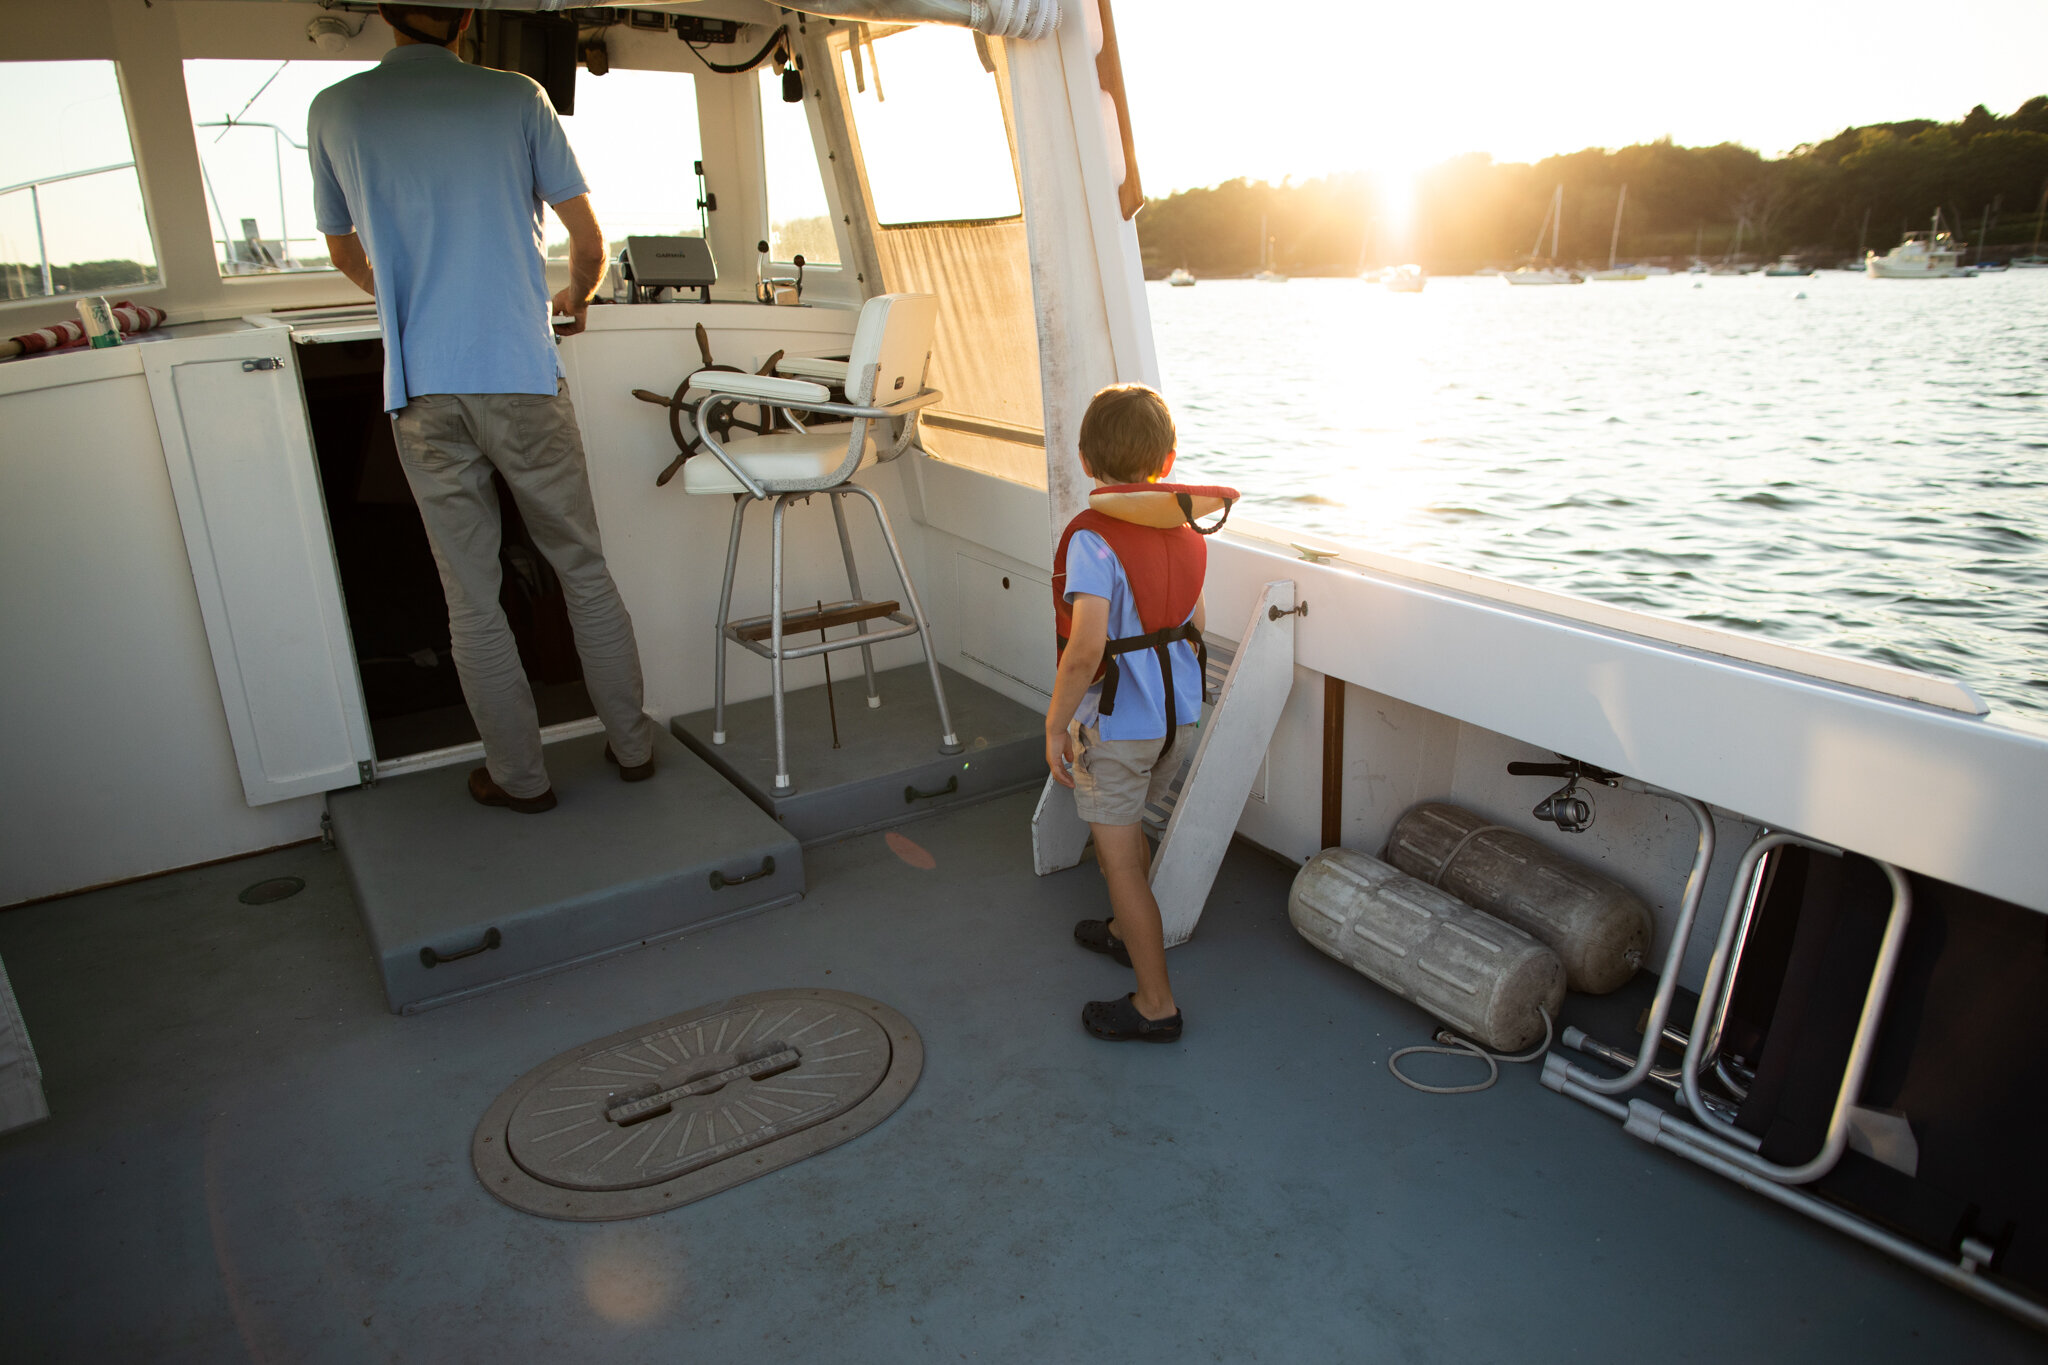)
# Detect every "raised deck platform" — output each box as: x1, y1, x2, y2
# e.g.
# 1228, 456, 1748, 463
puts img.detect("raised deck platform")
328, 728, 802, 1013
671, 663, 1044, 845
